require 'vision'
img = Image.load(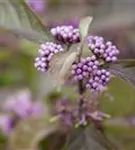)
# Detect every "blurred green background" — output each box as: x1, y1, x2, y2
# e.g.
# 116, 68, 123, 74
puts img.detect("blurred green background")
1, 0, 135, 150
